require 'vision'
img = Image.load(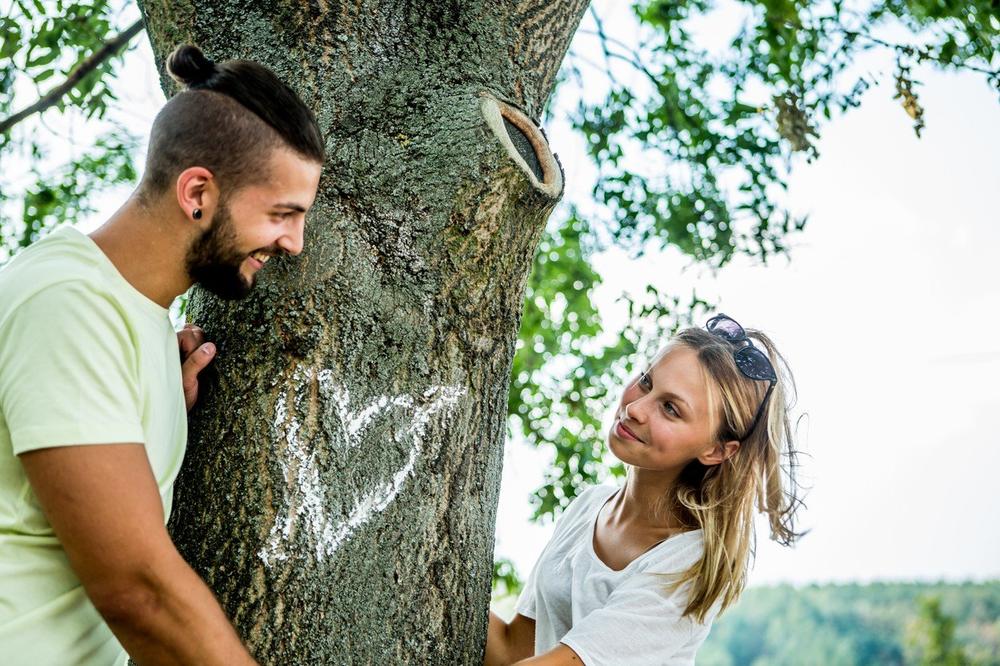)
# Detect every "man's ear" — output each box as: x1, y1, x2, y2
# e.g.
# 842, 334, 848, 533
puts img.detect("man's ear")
176, 166, 217, 227
698, 439, 740, 467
